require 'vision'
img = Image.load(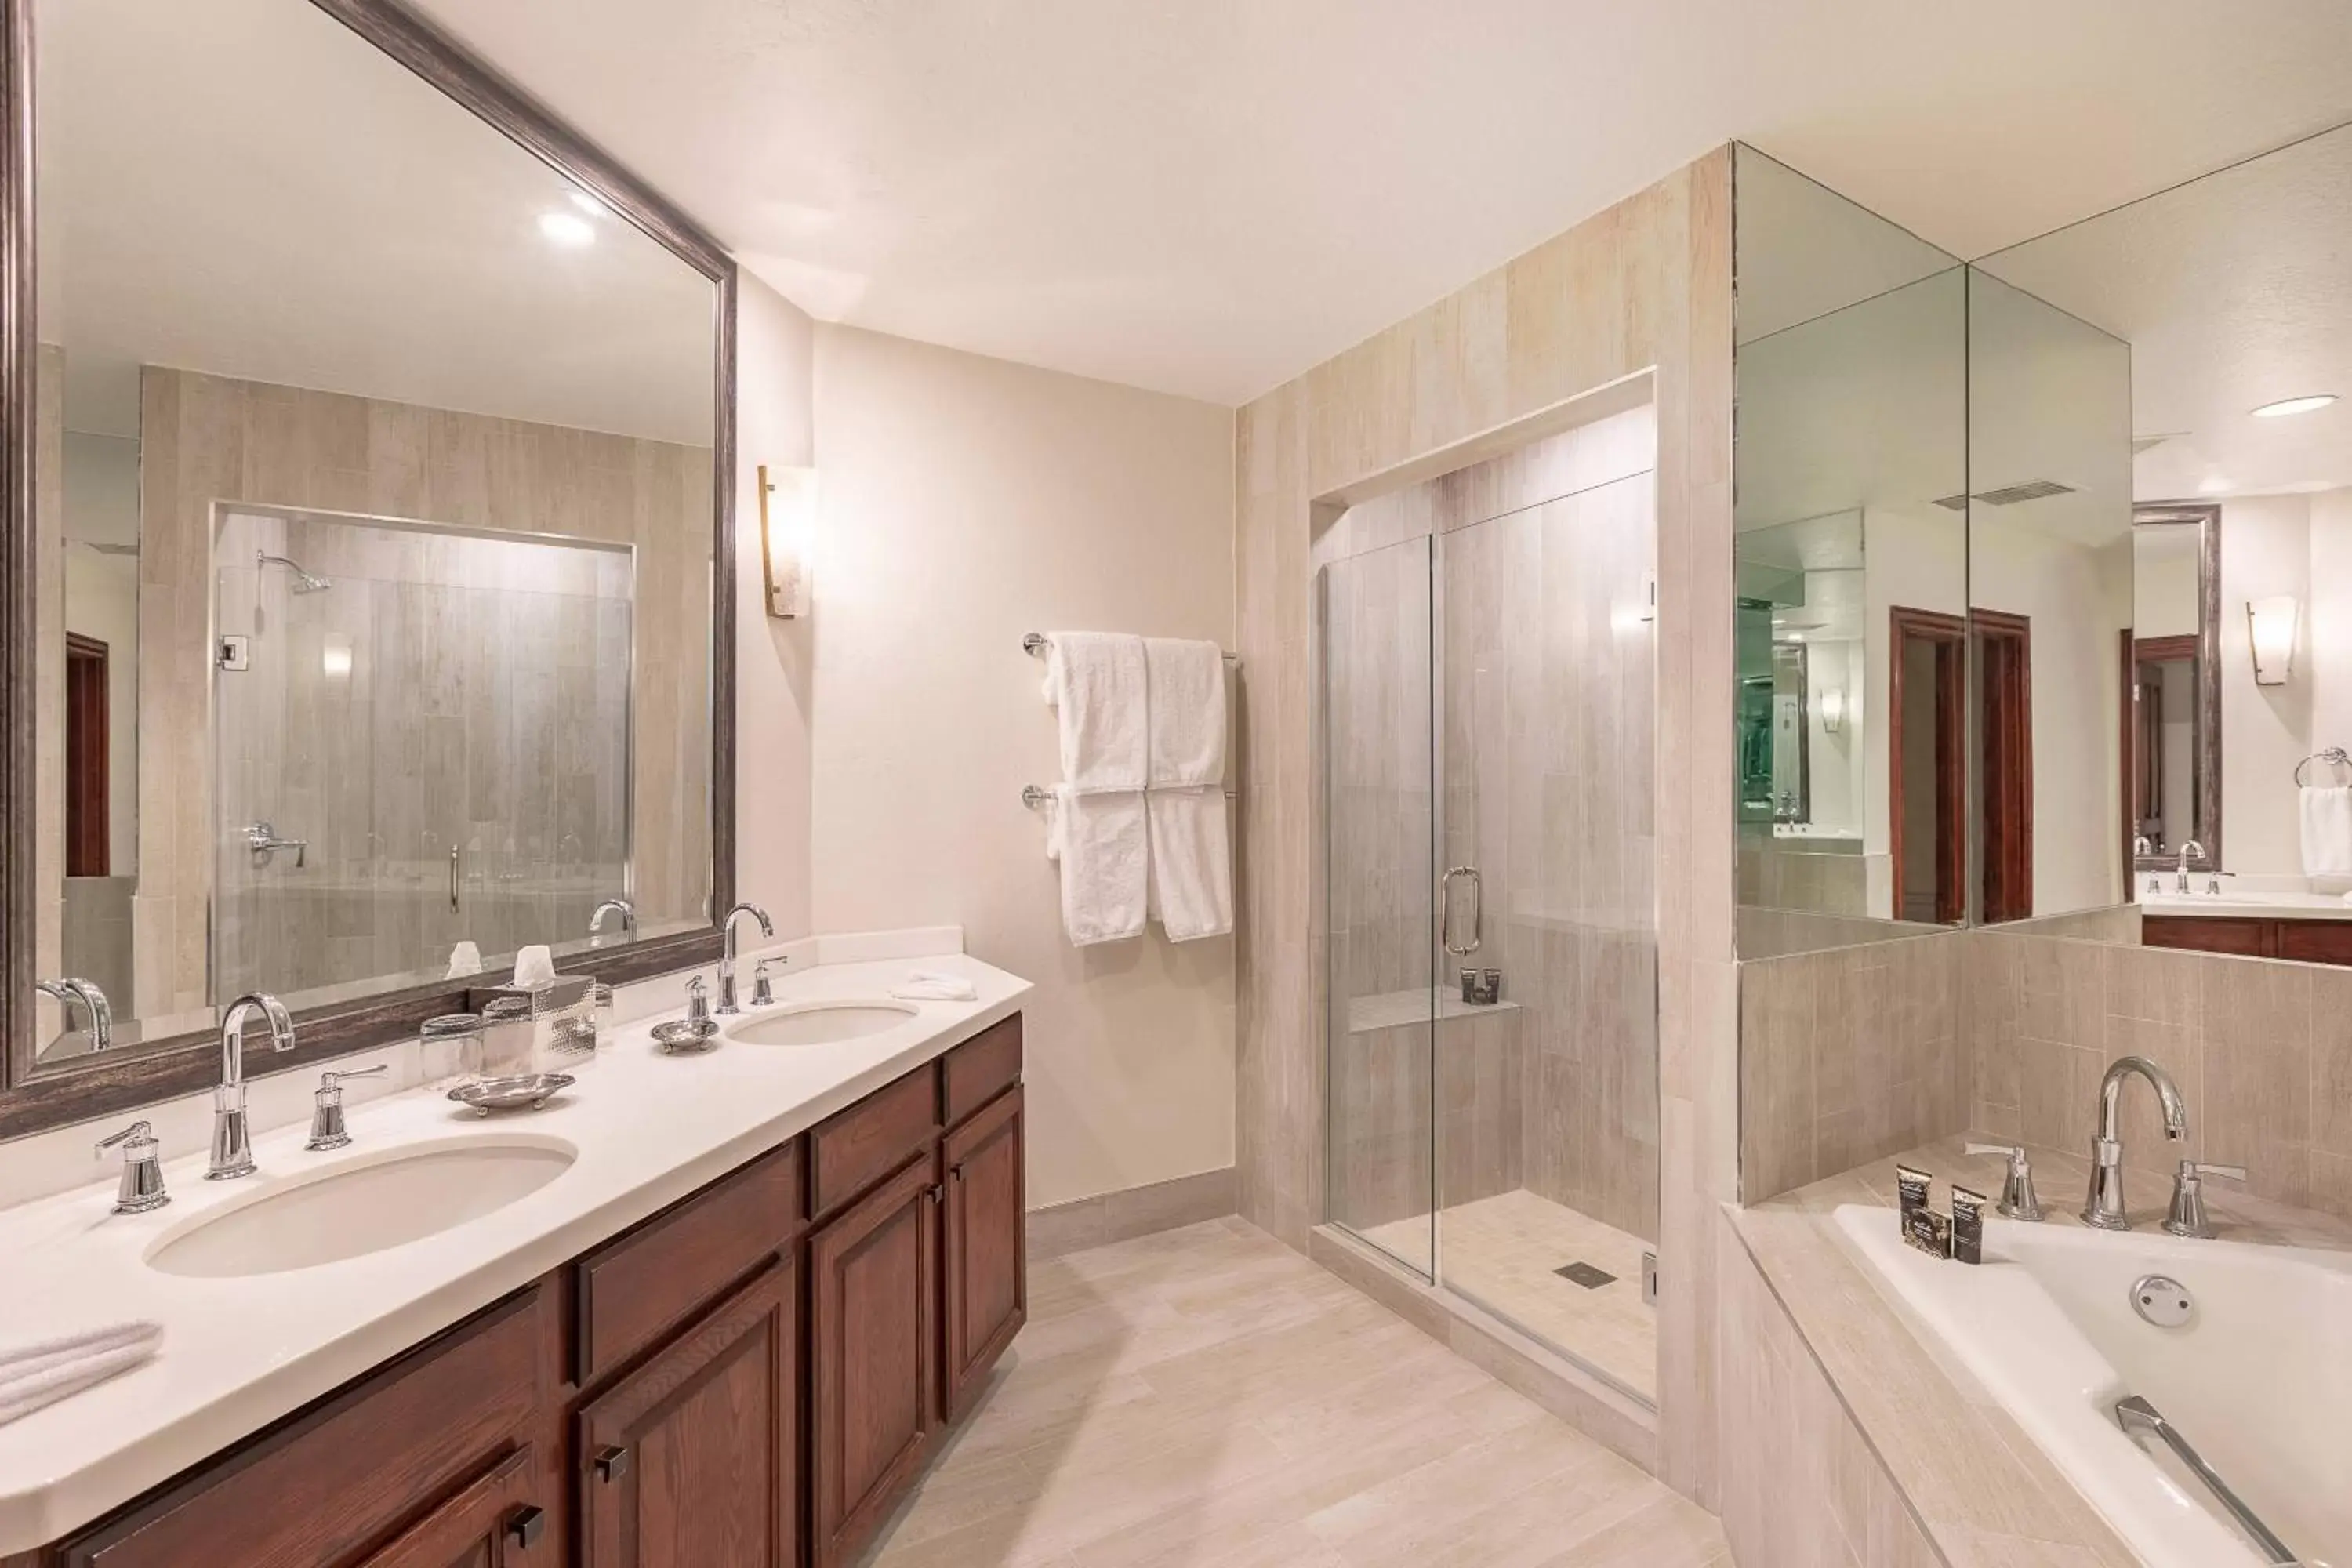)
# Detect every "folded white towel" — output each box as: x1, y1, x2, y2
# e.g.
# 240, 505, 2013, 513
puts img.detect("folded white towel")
445, 940, 483, 979
1147, 787, 1233, 941
1044, 787, 1147, 946
1042, 632, 1148, 793
891, 970, 978, 1003
1144, 638, 1226, 788
0, 1322, 162, 1428
2302, 786, 2352, 877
